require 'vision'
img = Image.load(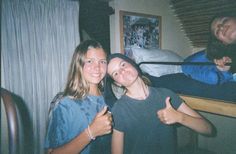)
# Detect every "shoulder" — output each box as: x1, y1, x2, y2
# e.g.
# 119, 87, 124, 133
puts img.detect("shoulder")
57, 97, 77, 107
51, 96, 82, 114
150, 87, 182, 108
